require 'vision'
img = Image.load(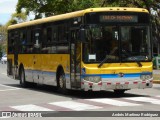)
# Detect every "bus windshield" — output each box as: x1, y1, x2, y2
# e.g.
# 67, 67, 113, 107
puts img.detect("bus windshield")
83, 25, 152, 63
